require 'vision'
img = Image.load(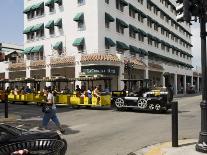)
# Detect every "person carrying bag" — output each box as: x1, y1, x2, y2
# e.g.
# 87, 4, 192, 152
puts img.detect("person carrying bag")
42, 87, 65, 133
